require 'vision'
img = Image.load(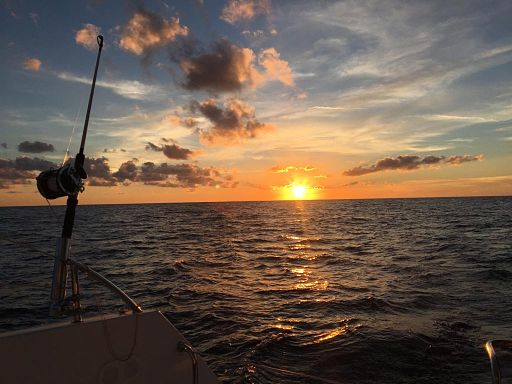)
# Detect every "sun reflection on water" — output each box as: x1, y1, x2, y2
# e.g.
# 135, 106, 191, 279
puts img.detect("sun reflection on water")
317, 326, 349, 343
295, 280, 329, 290
272, 323, 295, 330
